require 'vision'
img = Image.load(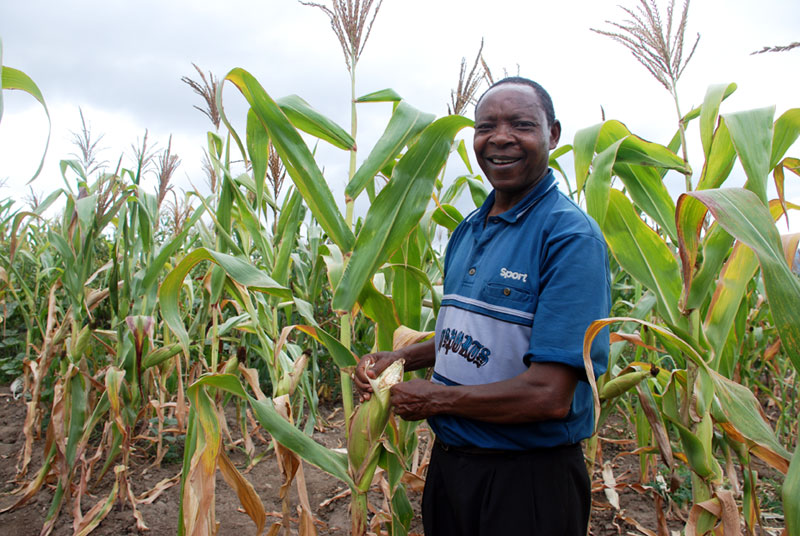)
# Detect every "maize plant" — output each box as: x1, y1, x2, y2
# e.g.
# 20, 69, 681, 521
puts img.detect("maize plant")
154, 57, 470, 533
574, 82, 800, 534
